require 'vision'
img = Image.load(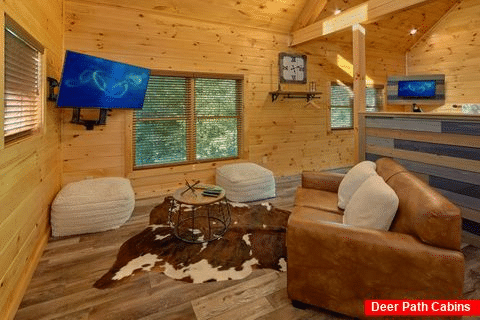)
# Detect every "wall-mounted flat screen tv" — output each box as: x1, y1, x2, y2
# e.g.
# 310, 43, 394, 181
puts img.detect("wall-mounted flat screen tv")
387, 74, 445, 105
398, 80, 436, 98
57, 51, 150, 109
